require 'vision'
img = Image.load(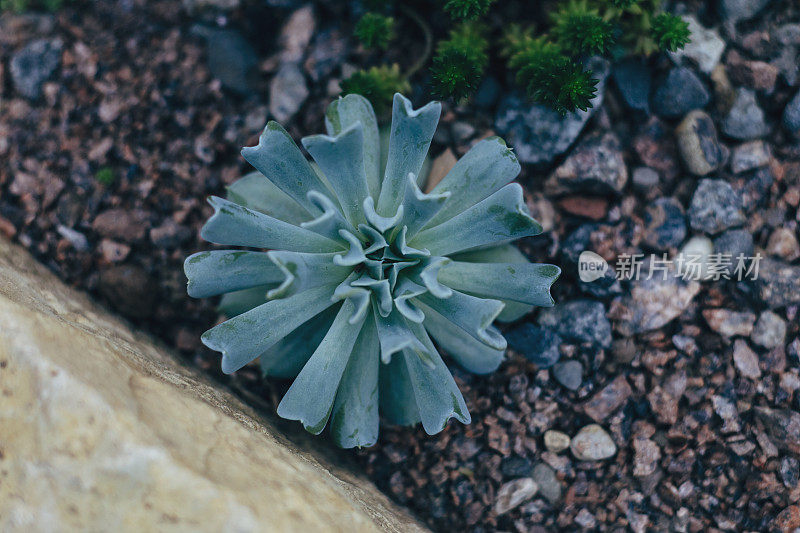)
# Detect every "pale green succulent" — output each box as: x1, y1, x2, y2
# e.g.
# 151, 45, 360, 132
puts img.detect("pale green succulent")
185, 93, 559, 448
